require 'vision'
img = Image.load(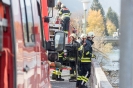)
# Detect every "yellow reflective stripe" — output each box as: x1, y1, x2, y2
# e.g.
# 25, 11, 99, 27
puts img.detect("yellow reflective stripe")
52, 70, 61, 75
58, 52, 64, 57
77, 76, 82, 80
81, 60, 91, 62
82, 76, 89, 82
52, 72, 58, 75
64, 31, 68, 34
59, 11, 62, 15
81, 58, 91, 62
81, 76, 88, 82
60, 52, 64, 55
78, 45, 83, 51
63, 13, 70, 16
70, 74, 75, 77
91, 54, 95, 58
59, 56, 63, 57
86, 51, 90, 55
